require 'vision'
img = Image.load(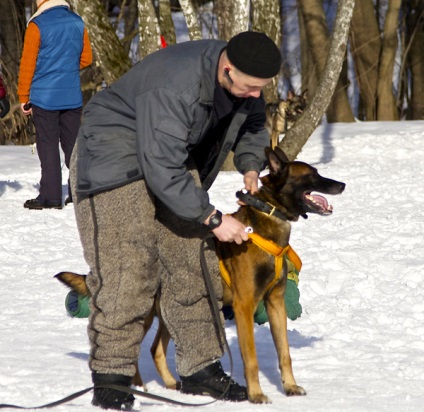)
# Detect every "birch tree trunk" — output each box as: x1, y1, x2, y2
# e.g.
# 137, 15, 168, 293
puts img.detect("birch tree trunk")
159, 0, 176, 46
215, 0, 231, 40
251, 0, 281, 104
229, 0, 250, 38
219, 0, 250, 171
215, 0, 249, 40
179, 0, 202, 40
280, 0, 355, 161
69, 0, 131, 83
376, 0, 402, 120
137, 0, 162, 59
